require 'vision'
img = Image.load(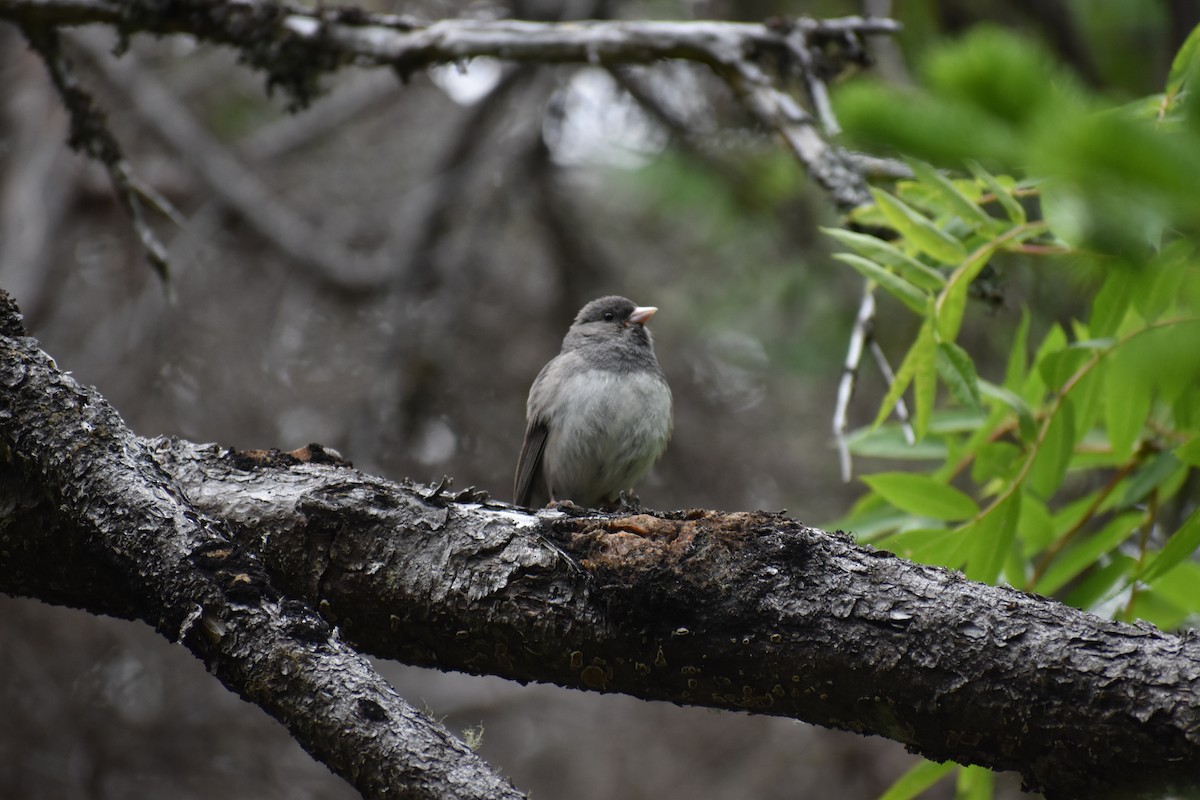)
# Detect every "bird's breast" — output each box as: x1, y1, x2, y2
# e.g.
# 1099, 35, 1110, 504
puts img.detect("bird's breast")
542, 369, 672, 504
